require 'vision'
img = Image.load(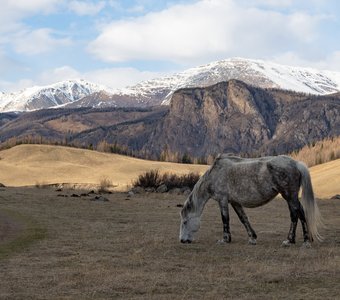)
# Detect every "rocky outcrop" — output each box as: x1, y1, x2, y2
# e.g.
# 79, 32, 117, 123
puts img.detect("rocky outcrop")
142, 80, 340, 157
